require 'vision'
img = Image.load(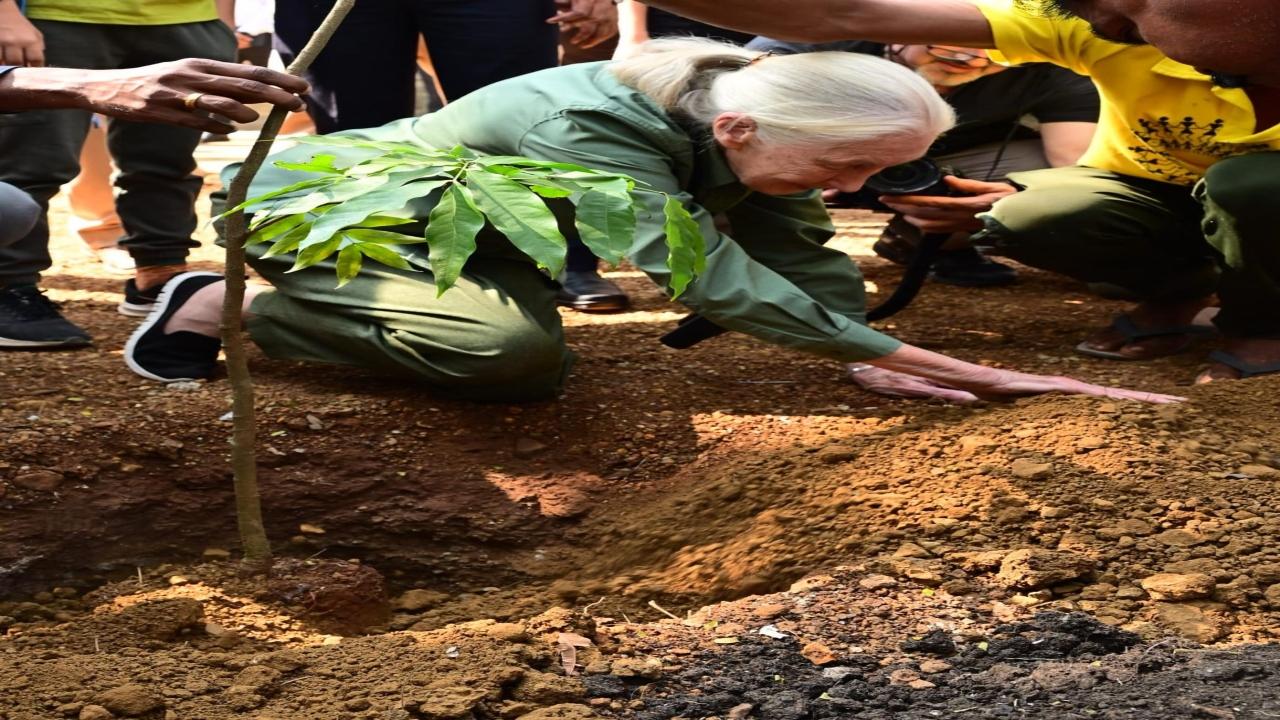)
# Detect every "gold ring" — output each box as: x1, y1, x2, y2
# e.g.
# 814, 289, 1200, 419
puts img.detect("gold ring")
182, 92, 205, 110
